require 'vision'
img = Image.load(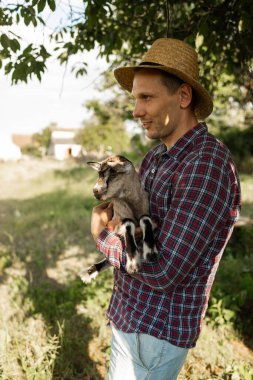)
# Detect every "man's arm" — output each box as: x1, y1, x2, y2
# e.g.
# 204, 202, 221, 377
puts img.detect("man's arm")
90, 202, 113, 240
95, 156, 239, 291
91, 202, 126, 270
